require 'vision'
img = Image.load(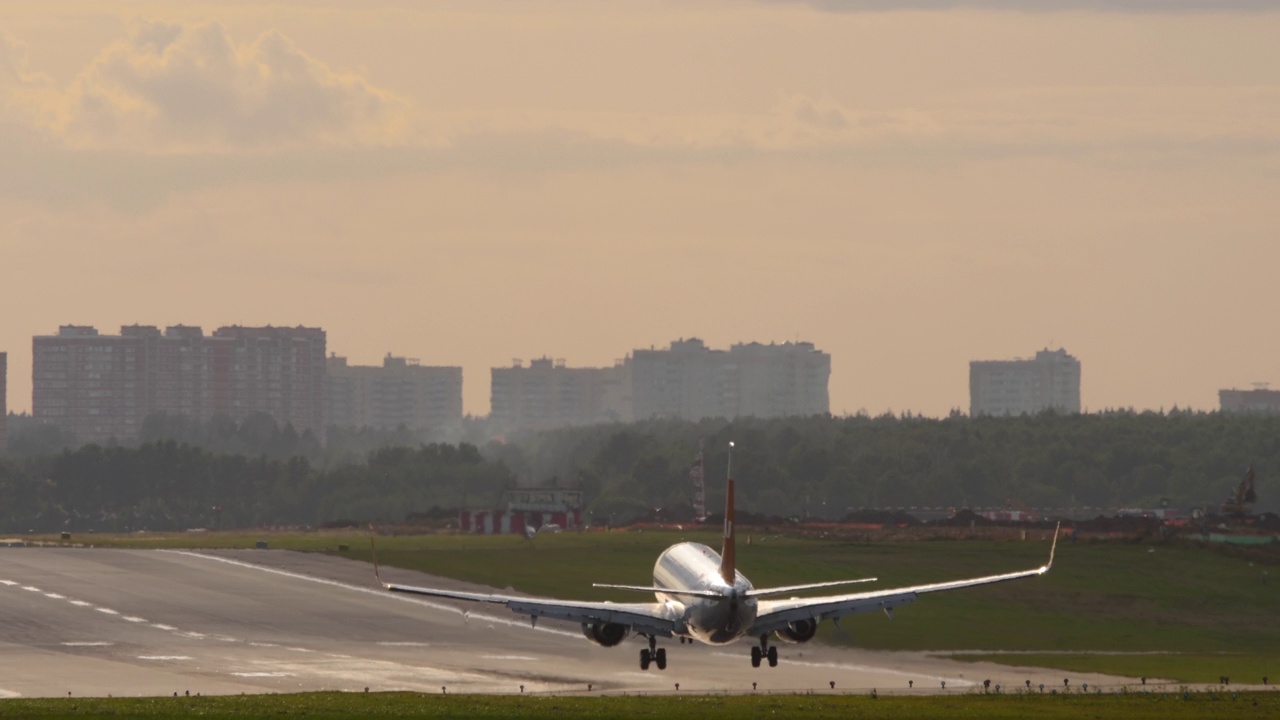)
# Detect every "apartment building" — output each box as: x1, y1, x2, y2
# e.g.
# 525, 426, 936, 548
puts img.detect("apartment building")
326, 353, 463, 431
490, 358, 630, 432
969, 347, 1081, 417
32, 325, 326, 445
